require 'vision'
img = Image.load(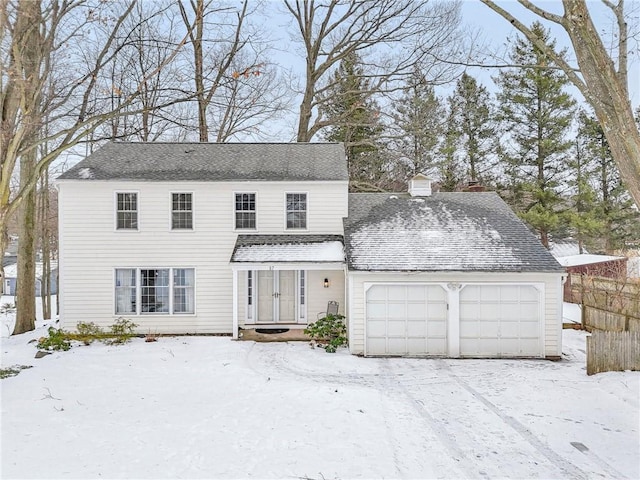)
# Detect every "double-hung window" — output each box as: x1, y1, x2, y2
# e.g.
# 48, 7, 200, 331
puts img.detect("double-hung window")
286, 193, 307, 229
116, 193, 138, 230
235, 193, 256, 229
172, 193, 193, 230
115, 268, 195, 315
